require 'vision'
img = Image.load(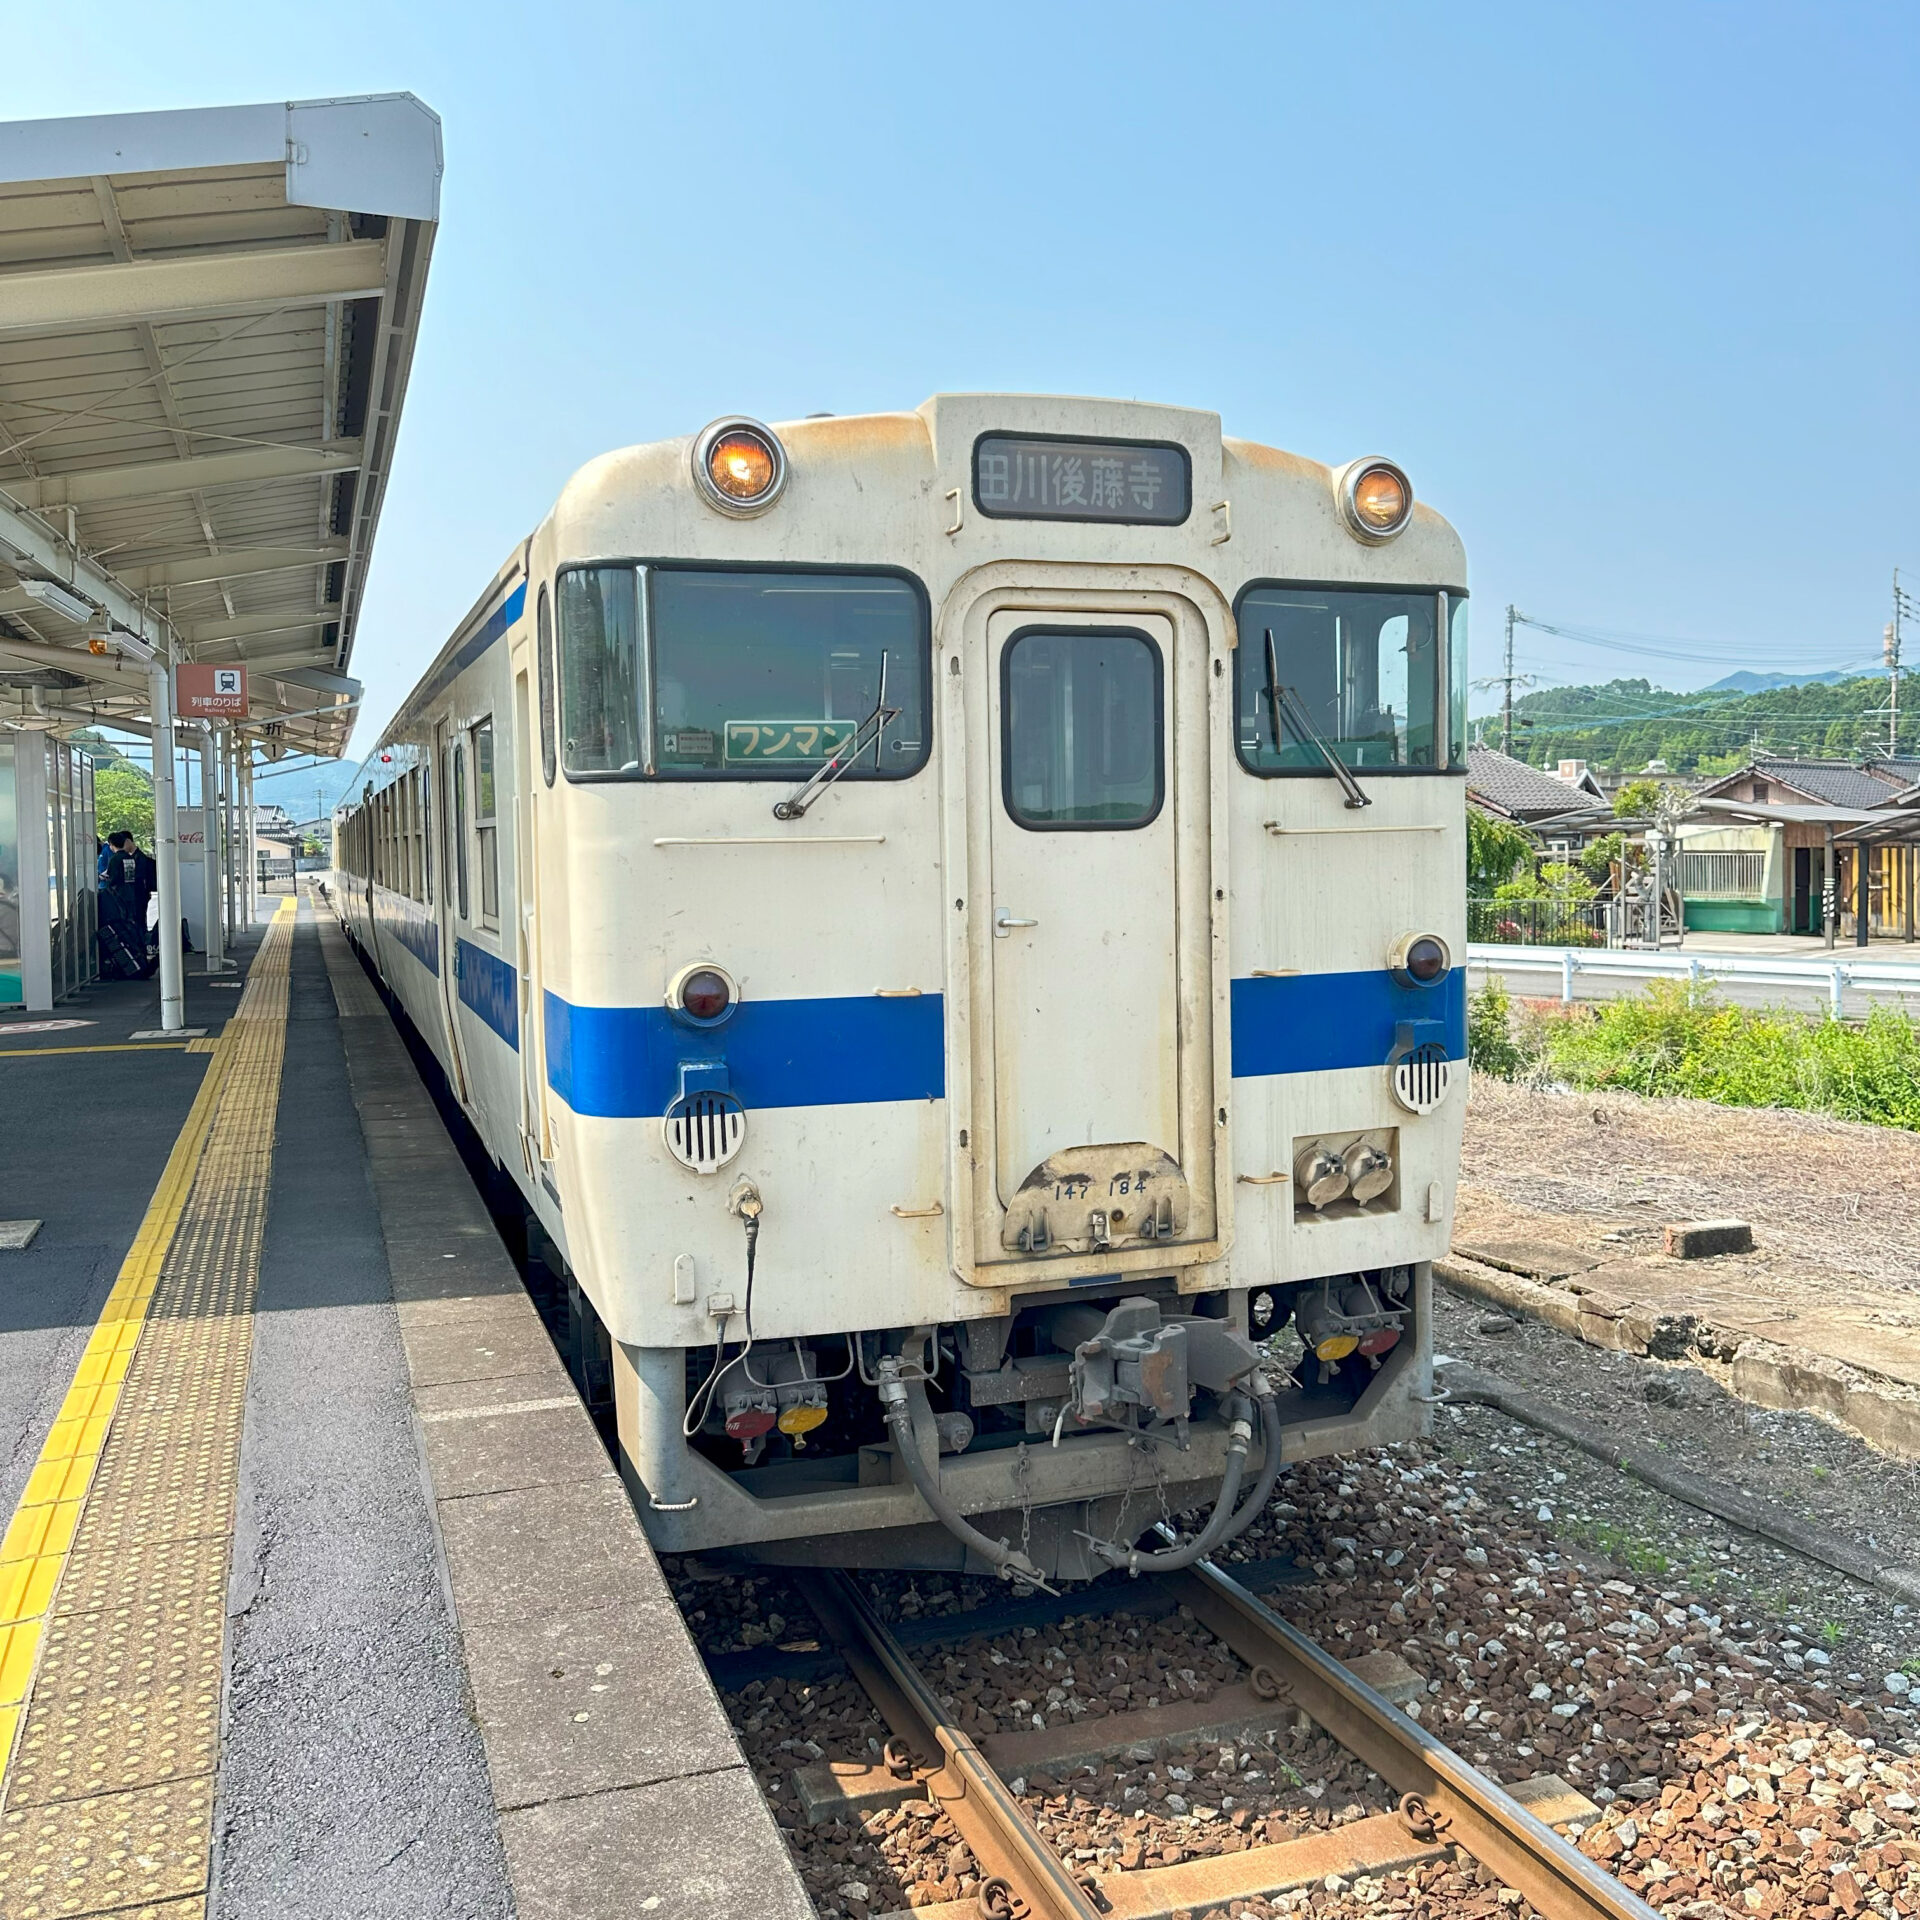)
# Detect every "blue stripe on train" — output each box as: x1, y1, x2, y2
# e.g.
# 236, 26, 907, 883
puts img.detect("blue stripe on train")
544, 990, 945, 1119
1229, 968, 1466, 1078
372, 883, 439, 976
457, 937, 520, 1049
540, 968, 1463, 1120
